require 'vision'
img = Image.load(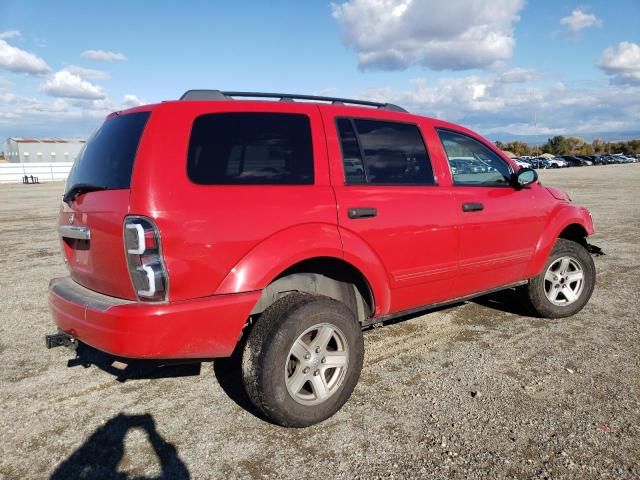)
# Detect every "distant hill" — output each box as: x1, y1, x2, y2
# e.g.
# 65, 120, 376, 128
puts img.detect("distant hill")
486, 131, 640, 146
